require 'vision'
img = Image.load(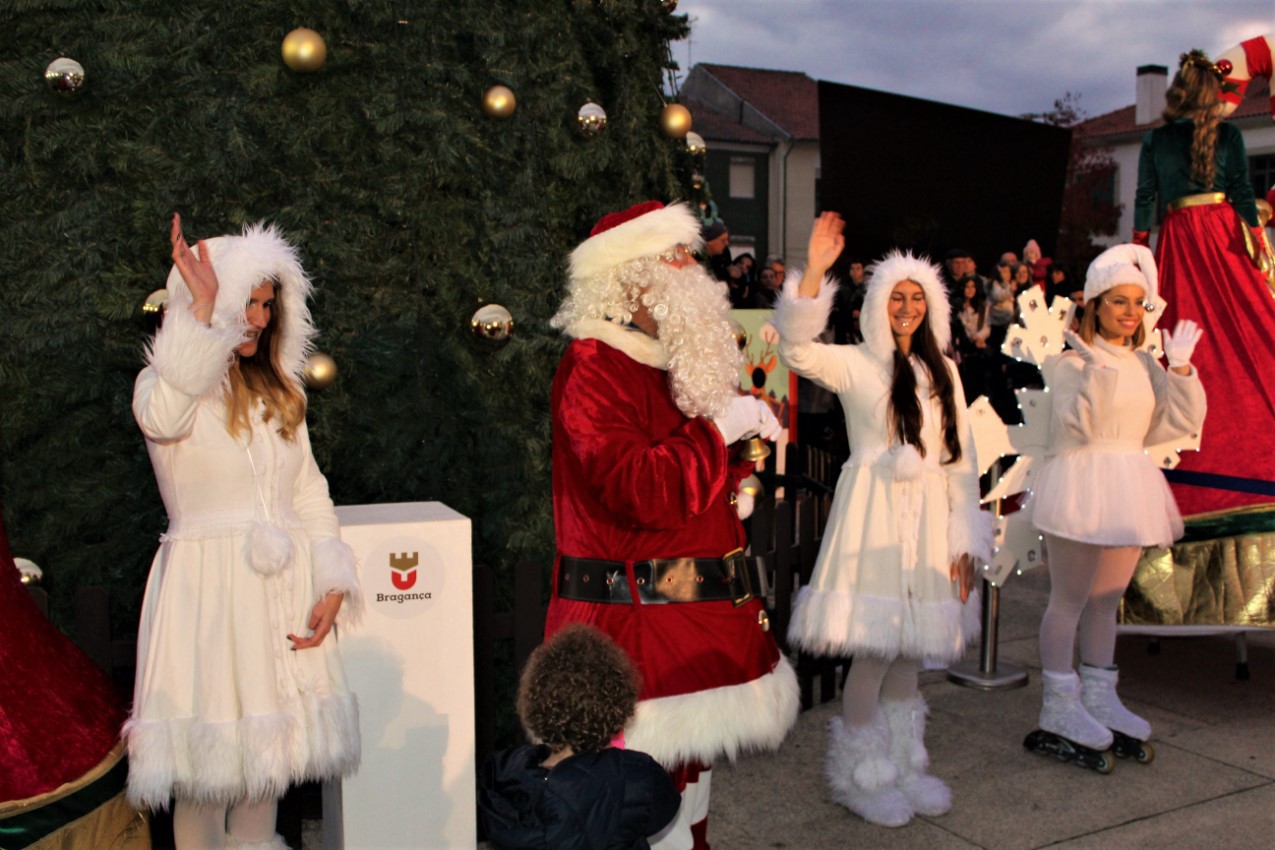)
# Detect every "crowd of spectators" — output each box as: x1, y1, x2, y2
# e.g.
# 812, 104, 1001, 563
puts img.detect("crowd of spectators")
699, 216, 1077, 449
